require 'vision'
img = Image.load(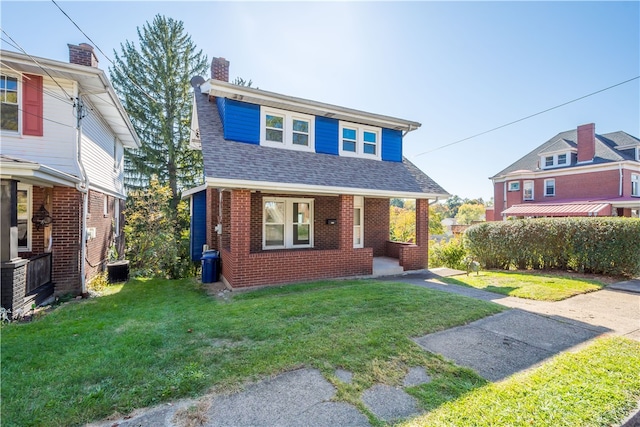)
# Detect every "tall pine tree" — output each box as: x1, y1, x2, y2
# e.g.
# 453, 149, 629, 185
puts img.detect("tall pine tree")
110, 15, 207, 210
